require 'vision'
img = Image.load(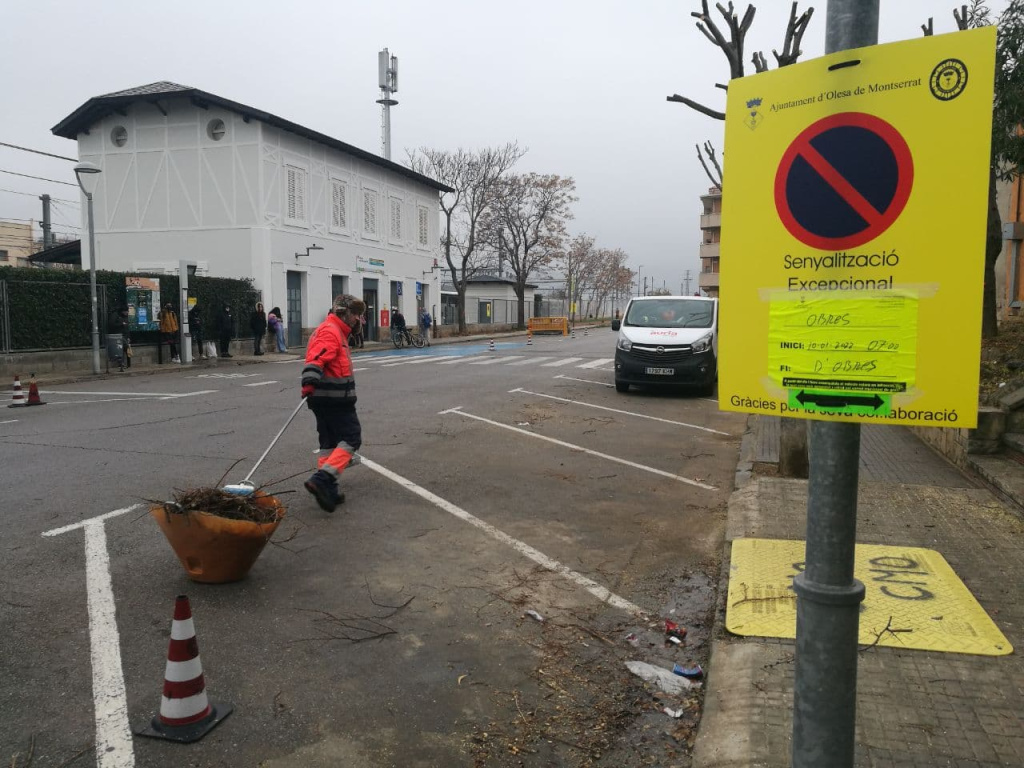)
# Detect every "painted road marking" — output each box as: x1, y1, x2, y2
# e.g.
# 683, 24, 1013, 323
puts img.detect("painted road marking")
361, 457, 645, 616
727, 538, 1012, 656
438, 356, 483, 365
243, 381, 278, 387
40, 390, 217, 398
270, 357, 303, 364
439, 407, 718, 490
191, 373, 261, 379
510, 388, 731, 436
470, 356, 524, 365
542, 357, 584, 367
0, 419, 18, 425
554, 374, 613, 388
578, 358, 614, 369
382, 356, 457, 367
506, 357, 551, 366
43, 503, 144, 767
